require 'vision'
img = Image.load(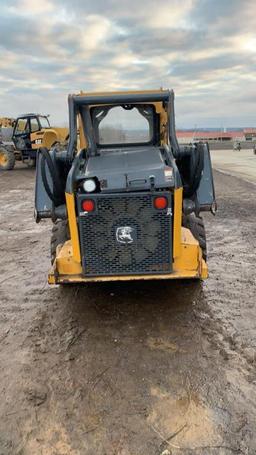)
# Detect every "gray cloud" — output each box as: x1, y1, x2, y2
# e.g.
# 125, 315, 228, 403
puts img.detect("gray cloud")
0, 0, 255, 126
